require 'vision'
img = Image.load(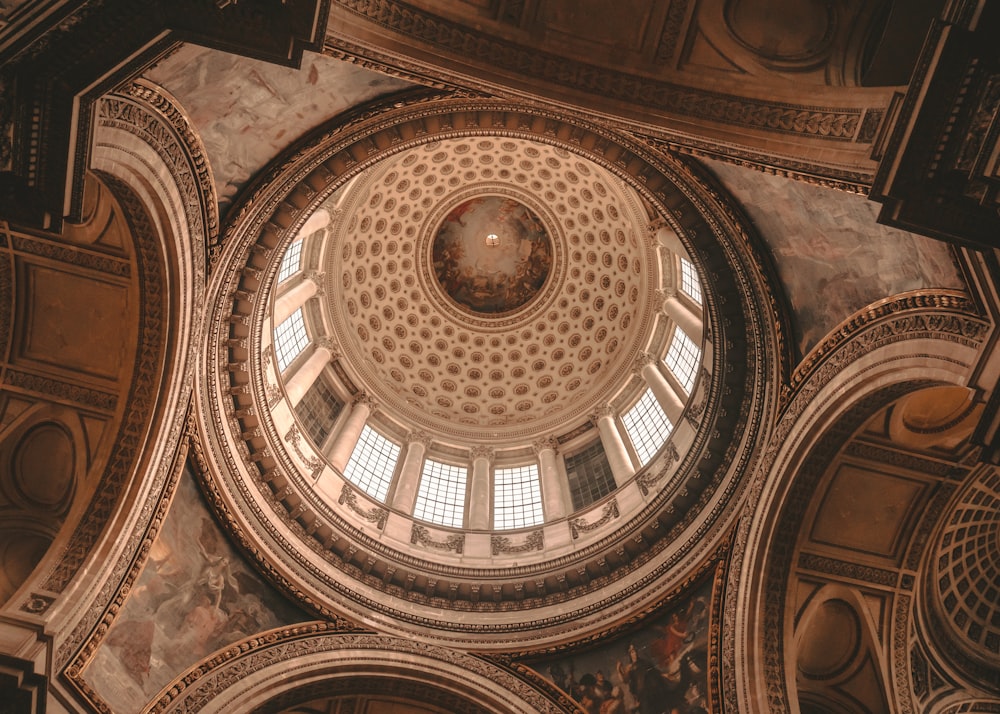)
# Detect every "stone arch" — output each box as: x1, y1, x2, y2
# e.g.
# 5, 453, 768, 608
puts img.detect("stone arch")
4, 79, 212, 680
149, 626, 563, 714
727, 298, 988, 714
793, 584, 892, 714
0, 401, 86, 605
